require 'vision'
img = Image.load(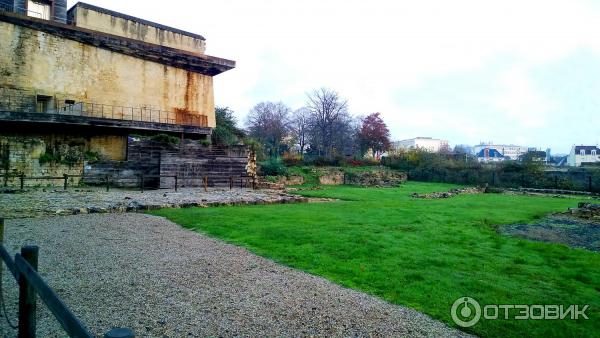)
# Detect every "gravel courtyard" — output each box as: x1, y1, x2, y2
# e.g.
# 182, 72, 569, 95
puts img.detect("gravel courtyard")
0, 214, 470, 337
